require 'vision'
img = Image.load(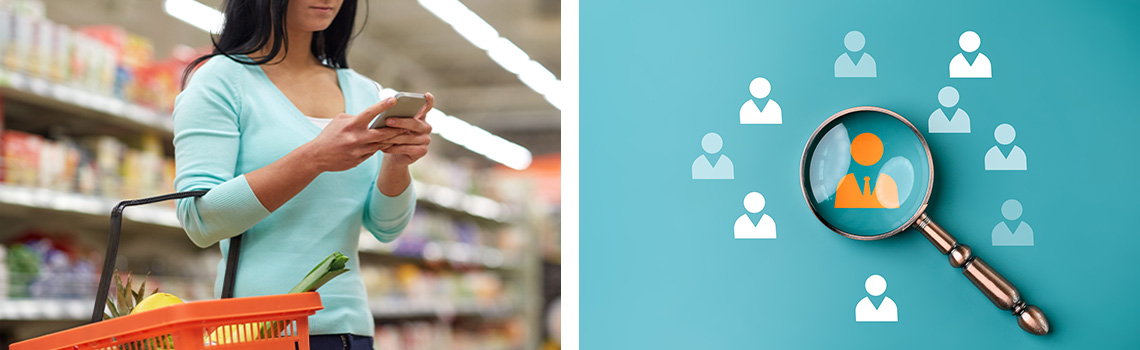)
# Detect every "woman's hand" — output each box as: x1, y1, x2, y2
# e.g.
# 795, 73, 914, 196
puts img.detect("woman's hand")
378, 92, 434, 168
300, 97, 405, 172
